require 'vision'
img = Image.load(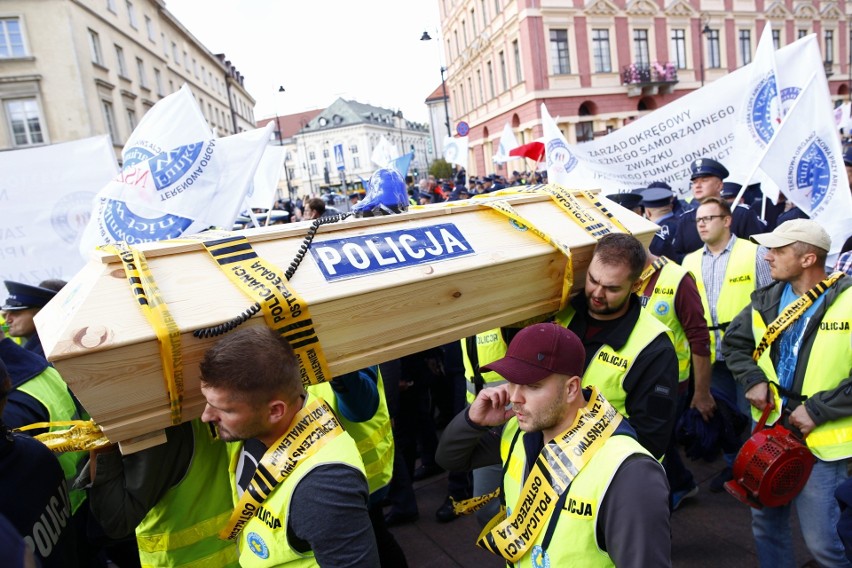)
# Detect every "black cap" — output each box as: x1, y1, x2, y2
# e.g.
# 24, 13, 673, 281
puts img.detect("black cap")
647, 181, 672, 190
721, 182, 742, 199
640, 187, 674, 208
2, 280, 58, 311
606, 192, 644, 210
690, 158, 729, 180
